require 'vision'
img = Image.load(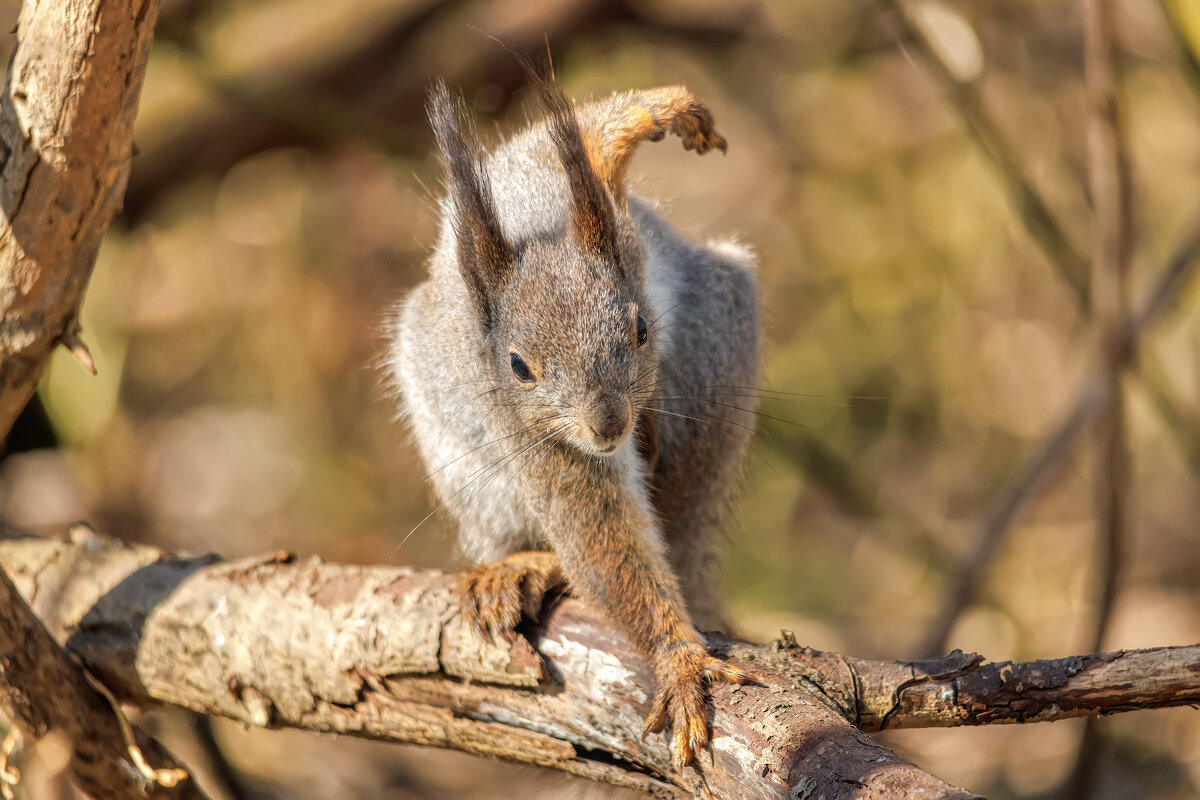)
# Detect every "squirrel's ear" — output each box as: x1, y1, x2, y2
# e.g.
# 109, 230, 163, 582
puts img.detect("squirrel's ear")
540, 83, 621, 268
427, 81, 513, 329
